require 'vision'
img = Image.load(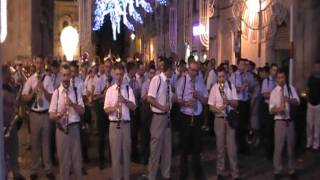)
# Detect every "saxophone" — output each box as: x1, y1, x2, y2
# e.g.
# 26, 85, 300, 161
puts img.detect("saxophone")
219, 82, 227, 118
116, 82, 122, 129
